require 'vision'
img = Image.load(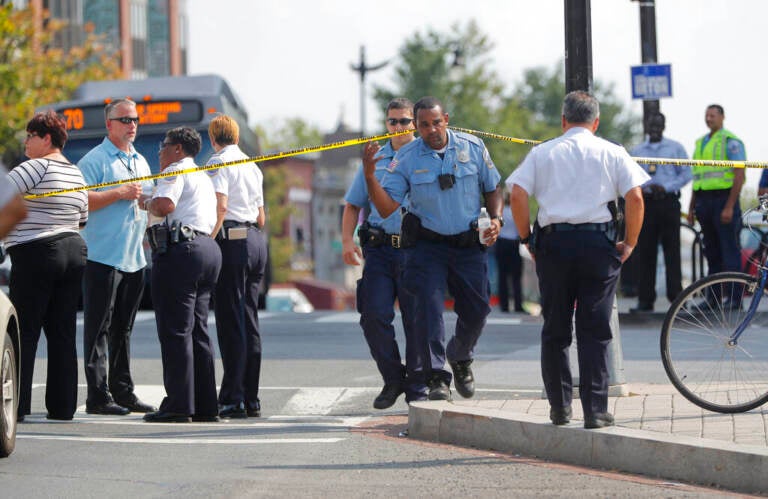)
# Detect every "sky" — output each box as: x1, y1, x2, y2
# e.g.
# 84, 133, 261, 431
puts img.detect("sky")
186, 0, 768, 191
